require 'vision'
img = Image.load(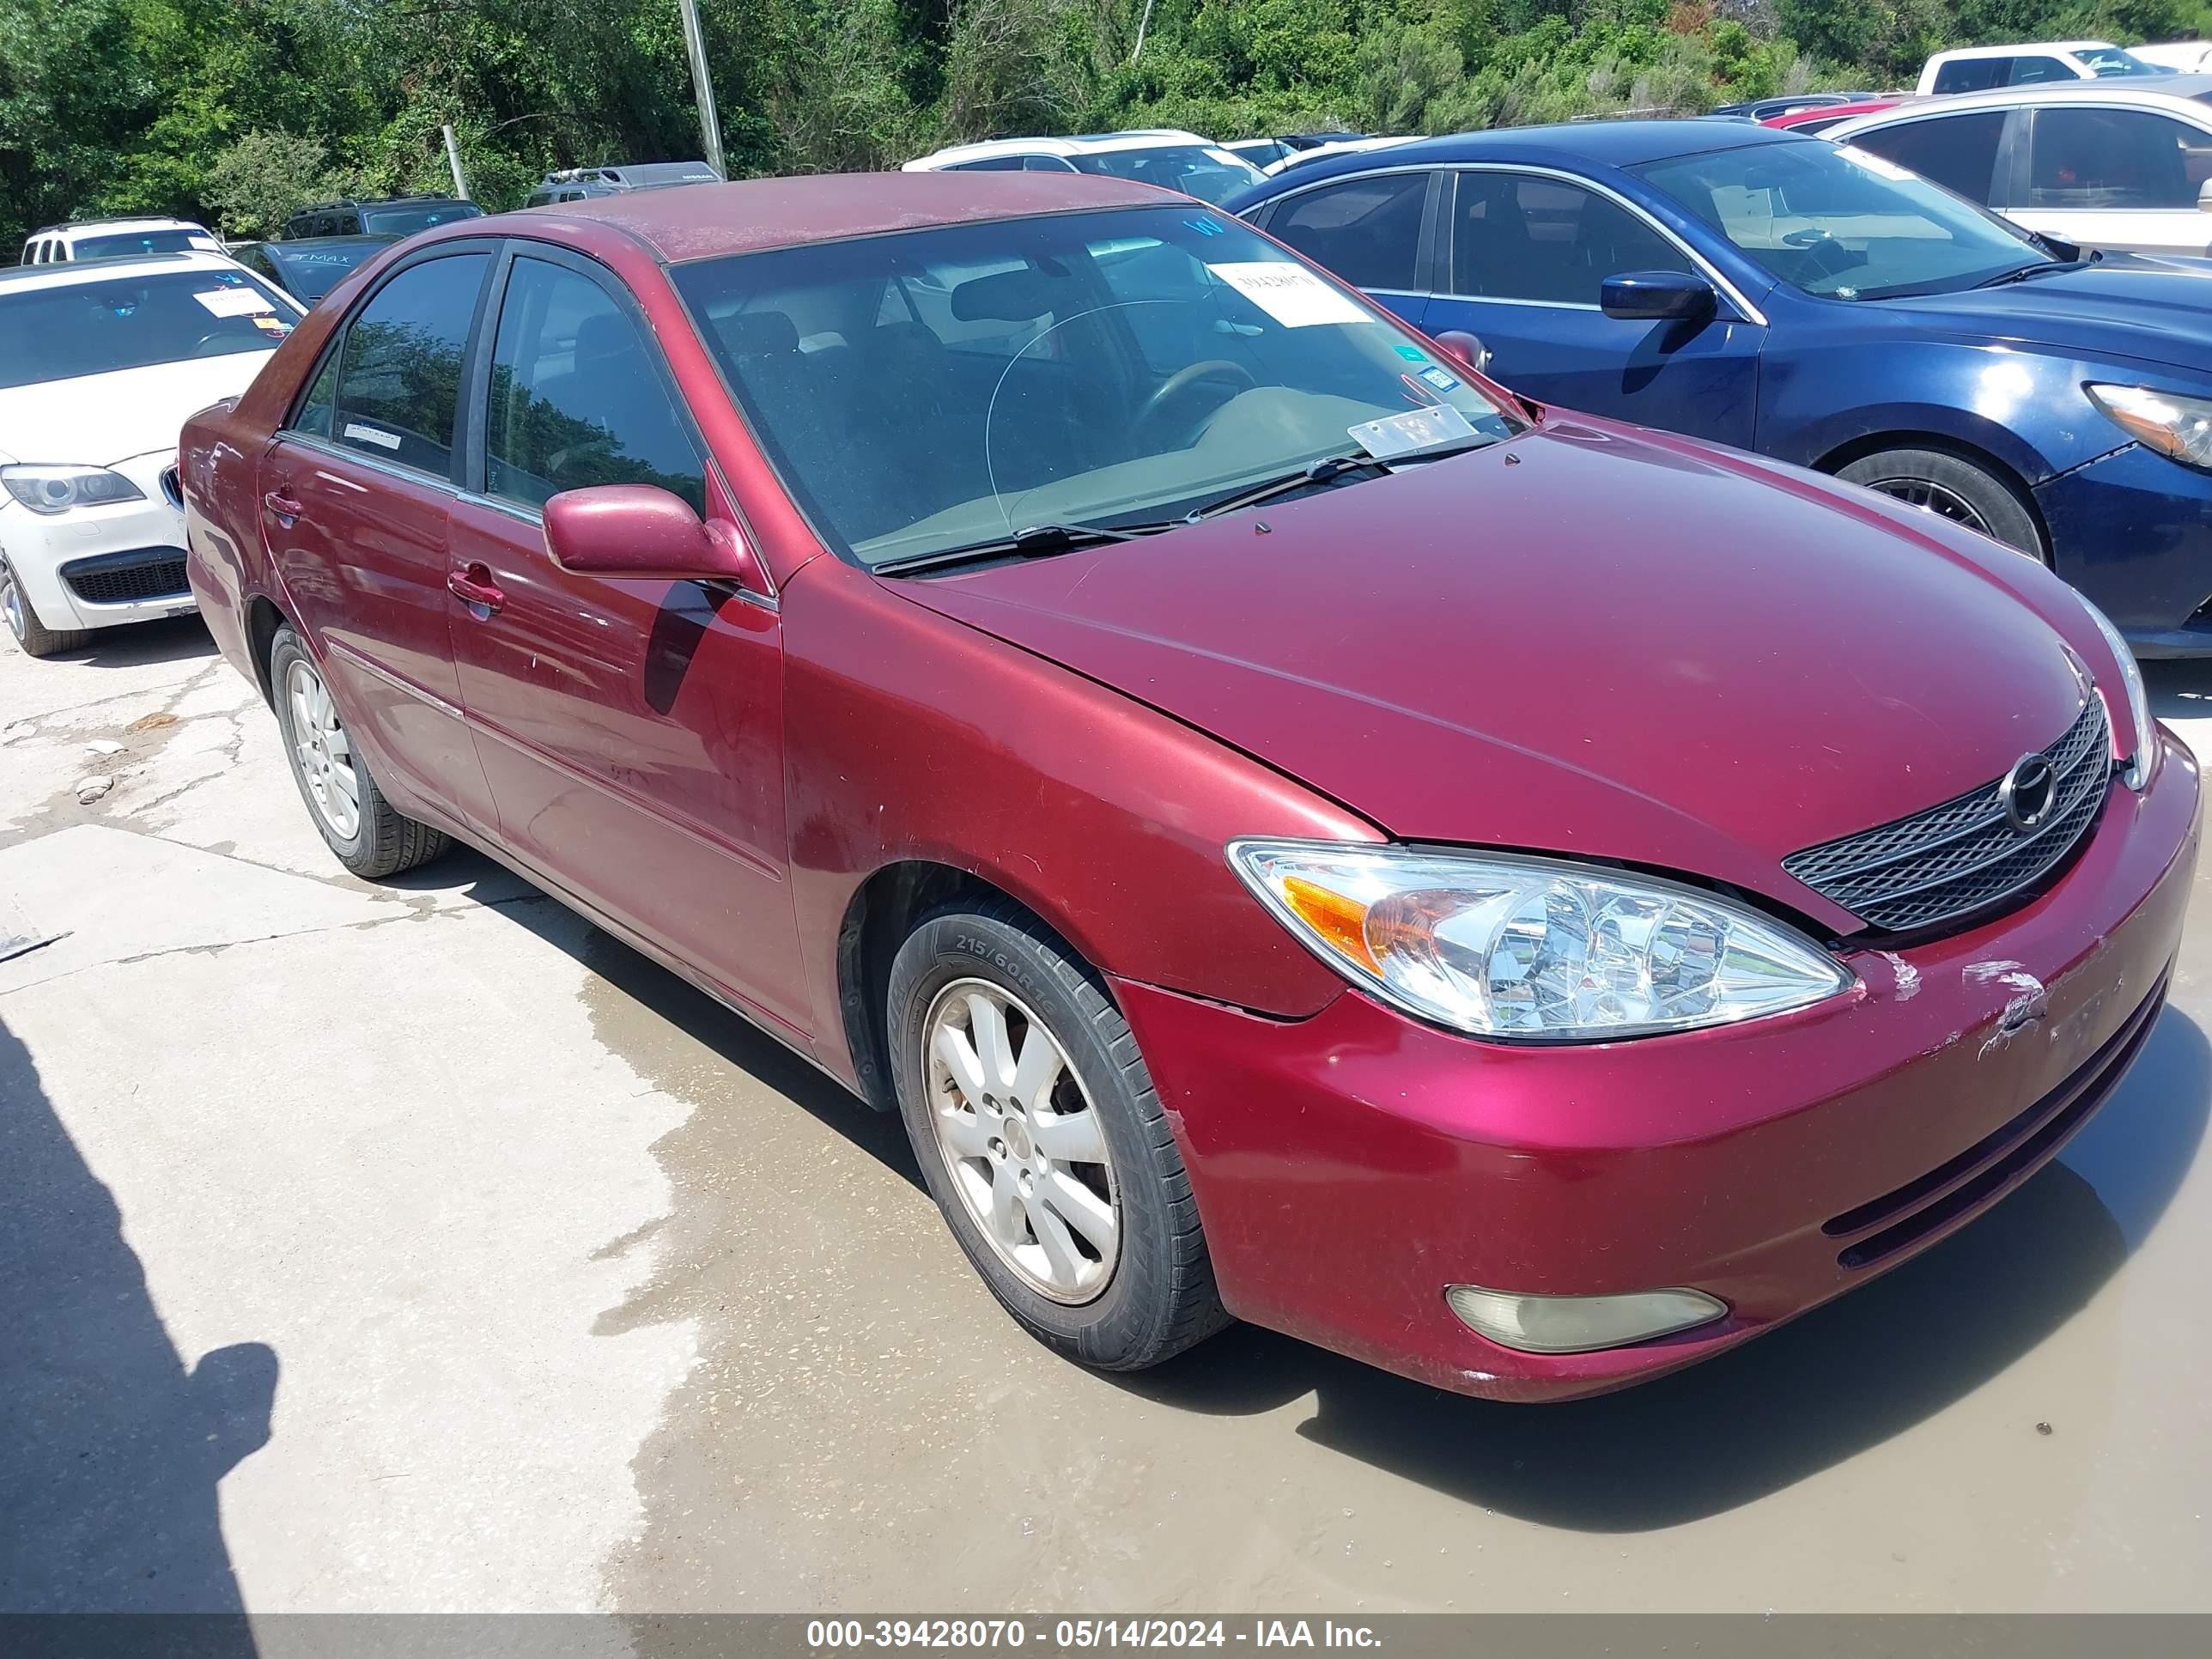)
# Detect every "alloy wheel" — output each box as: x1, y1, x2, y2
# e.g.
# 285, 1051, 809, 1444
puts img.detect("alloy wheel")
922, 978, 1120, 1304
285, 657, 361, 841
1, 568, 22, 644
1862, 475, 1993, 537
